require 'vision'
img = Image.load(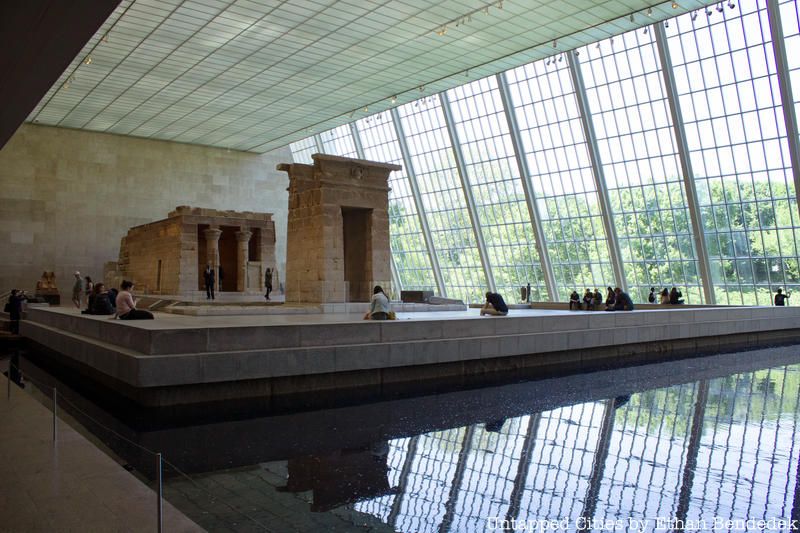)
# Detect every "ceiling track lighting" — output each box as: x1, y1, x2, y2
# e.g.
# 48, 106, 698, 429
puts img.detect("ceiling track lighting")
664, 20, 669, 28
83, 55, 93, 65
646, 7, 653, 16
728, 1, 736, 8
630, 13, 634, 22
716, 2, 724, 12
390, 95, 397, 104
672, 1, 679, 9
553, 39, 557, 48
691, 10, 699, 20
643, 26, 649, 34
434, 0, 508, 36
